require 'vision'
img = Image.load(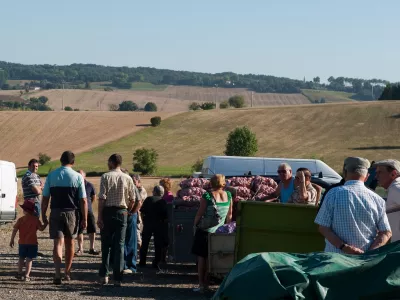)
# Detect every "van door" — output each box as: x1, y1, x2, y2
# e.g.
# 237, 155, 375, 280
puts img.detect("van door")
0, 164, 17, 222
